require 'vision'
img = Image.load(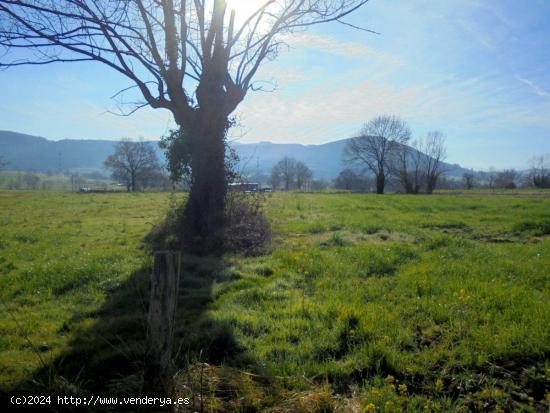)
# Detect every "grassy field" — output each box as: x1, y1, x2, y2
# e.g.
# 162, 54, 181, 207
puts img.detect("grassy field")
0, 190, 549, 411
0, 171, 115, 191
